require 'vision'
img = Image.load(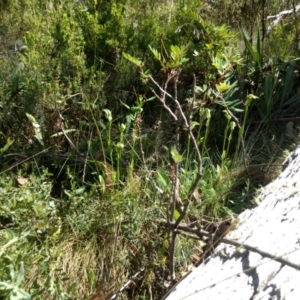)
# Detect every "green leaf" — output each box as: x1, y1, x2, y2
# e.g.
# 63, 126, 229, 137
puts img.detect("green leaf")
87, 268, 95, 286
122, 52, 143, 69
190, 121, 199, 129
217, 82, 230, 93
256, 29, 261, 66
169, 45, 189, 66
0, 138, 14, 154
25, 113, 44, 146
242, 29, 262, 69
50, 129, 76, 138
0, 231, 30, 257
149, 45, 163, 64
15, 262, 25, 287
170, 146, 183, 163
206, 43, 214, 50
157, 169, 169, 187
173, 210, 180, 220
9, 263, 15, 281
119, 100, 130, 109
75, 187, 85, 195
